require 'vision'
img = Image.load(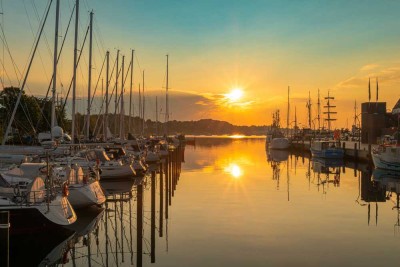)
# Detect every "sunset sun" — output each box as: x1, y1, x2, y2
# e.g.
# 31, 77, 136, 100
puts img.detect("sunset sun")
225, 88, 244, 103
